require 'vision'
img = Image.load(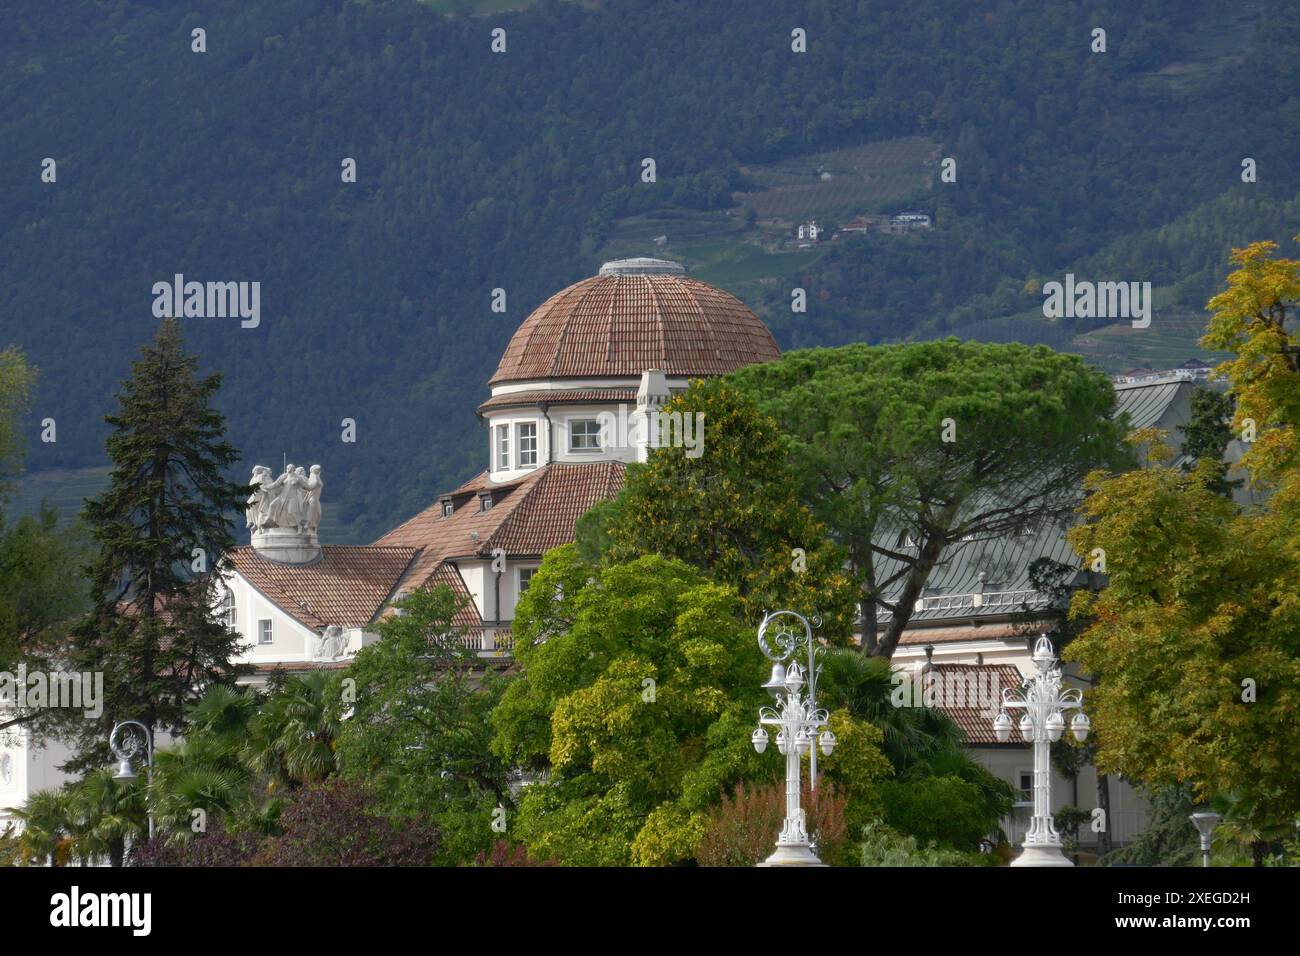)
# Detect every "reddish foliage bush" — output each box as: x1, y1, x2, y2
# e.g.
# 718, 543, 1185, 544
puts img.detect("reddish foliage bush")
471, 840, 557, 867
250, 780, 441, 867
696, 777, 850, 867
132, 823, 262, 867
135, 780, 441, 867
